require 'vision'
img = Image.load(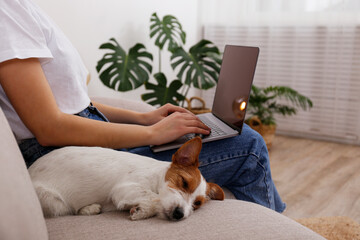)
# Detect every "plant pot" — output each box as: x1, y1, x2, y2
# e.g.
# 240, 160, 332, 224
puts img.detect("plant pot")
247, 116, 276, 151
185, 96, 211, 115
